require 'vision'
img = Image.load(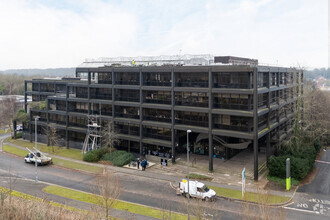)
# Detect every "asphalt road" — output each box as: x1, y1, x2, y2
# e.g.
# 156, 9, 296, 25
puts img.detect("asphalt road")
286, 149, 330, 218
0, 148, 328, 219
